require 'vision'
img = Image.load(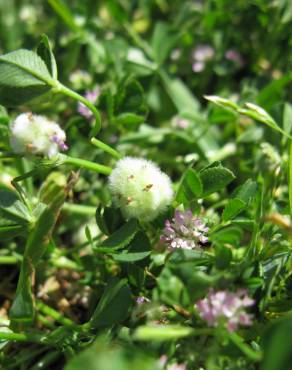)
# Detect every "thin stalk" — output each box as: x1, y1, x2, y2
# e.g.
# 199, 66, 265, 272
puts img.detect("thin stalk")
64, 155, 112, 175
91, 138, 121, 159
0, 255, 21, 264
36, 301, 75, 327
55, 82, 101, 135
0, 331, 48, 344
246, 180, 263, 260
228, 332, 262, 362
51, 256, 81, 271
62, 202, 96, 216
38, 314, 56, 330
